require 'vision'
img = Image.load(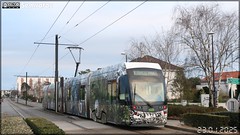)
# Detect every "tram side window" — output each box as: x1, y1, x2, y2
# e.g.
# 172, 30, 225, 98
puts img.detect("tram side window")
112, 81, 117, 99
107, 83, 111, 101
79, 85, 85, 100
91, 81, 99, 99
107, 80, 117, 102
102, 79, 108, 99
68, 87, 71, 101
119, 75, 129, 101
